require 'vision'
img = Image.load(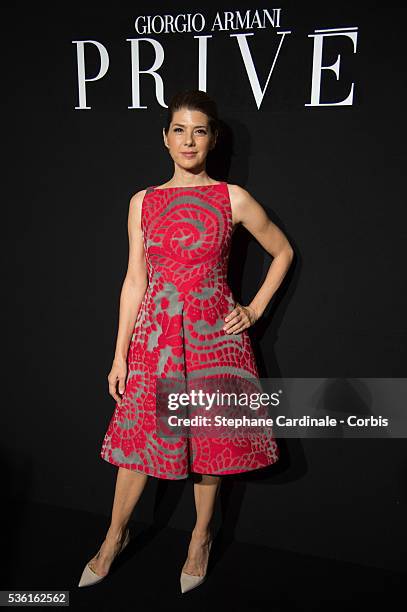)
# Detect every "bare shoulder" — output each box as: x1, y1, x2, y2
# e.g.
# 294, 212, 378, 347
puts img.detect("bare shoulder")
129, 188, 148, 210
127, 188, 148, 229
226, 182, 252, 202
226, 183, 258, 225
